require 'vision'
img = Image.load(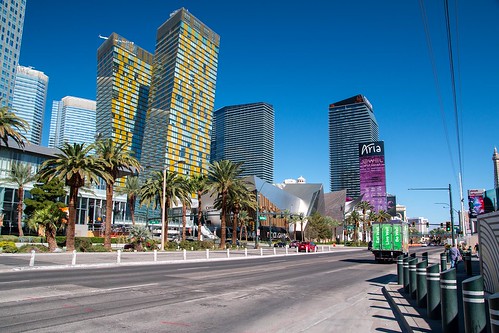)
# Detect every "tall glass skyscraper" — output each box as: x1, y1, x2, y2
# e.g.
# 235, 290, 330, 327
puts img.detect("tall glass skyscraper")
141, 8, 220, 175
11, 65, 49, 145
328, 94, 379, 199
211, 102, 274, 183
48, 96, 96, 148
96, 33, 153, 161
0, 0, 26, 106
